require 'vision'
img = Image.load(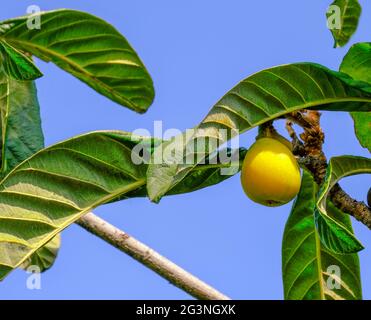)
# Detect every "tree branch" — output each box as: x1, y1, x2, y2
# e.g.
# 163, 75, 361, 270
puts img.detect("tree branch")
286, 111, 371, 228
76, 212, 230, 300
329, 185, 371, 228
